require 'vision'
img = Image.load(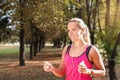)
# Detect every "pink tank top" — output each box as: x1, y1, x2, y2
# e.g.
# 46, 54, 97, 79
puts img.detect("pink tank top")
65, 45, 93, 80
